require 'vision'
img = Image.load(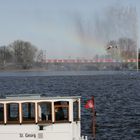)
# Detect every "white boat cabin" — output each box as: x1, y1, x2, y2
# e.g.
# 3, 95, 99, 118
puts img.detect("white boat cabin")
0, 95, 87, 140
